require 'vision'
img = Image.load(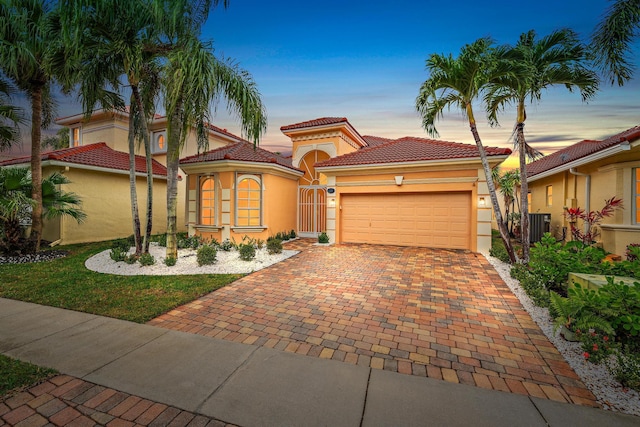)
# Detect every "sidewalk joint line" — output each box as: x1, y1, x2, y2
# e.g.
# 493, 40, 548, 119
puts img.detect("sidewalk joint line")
359, 368, 372, 427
